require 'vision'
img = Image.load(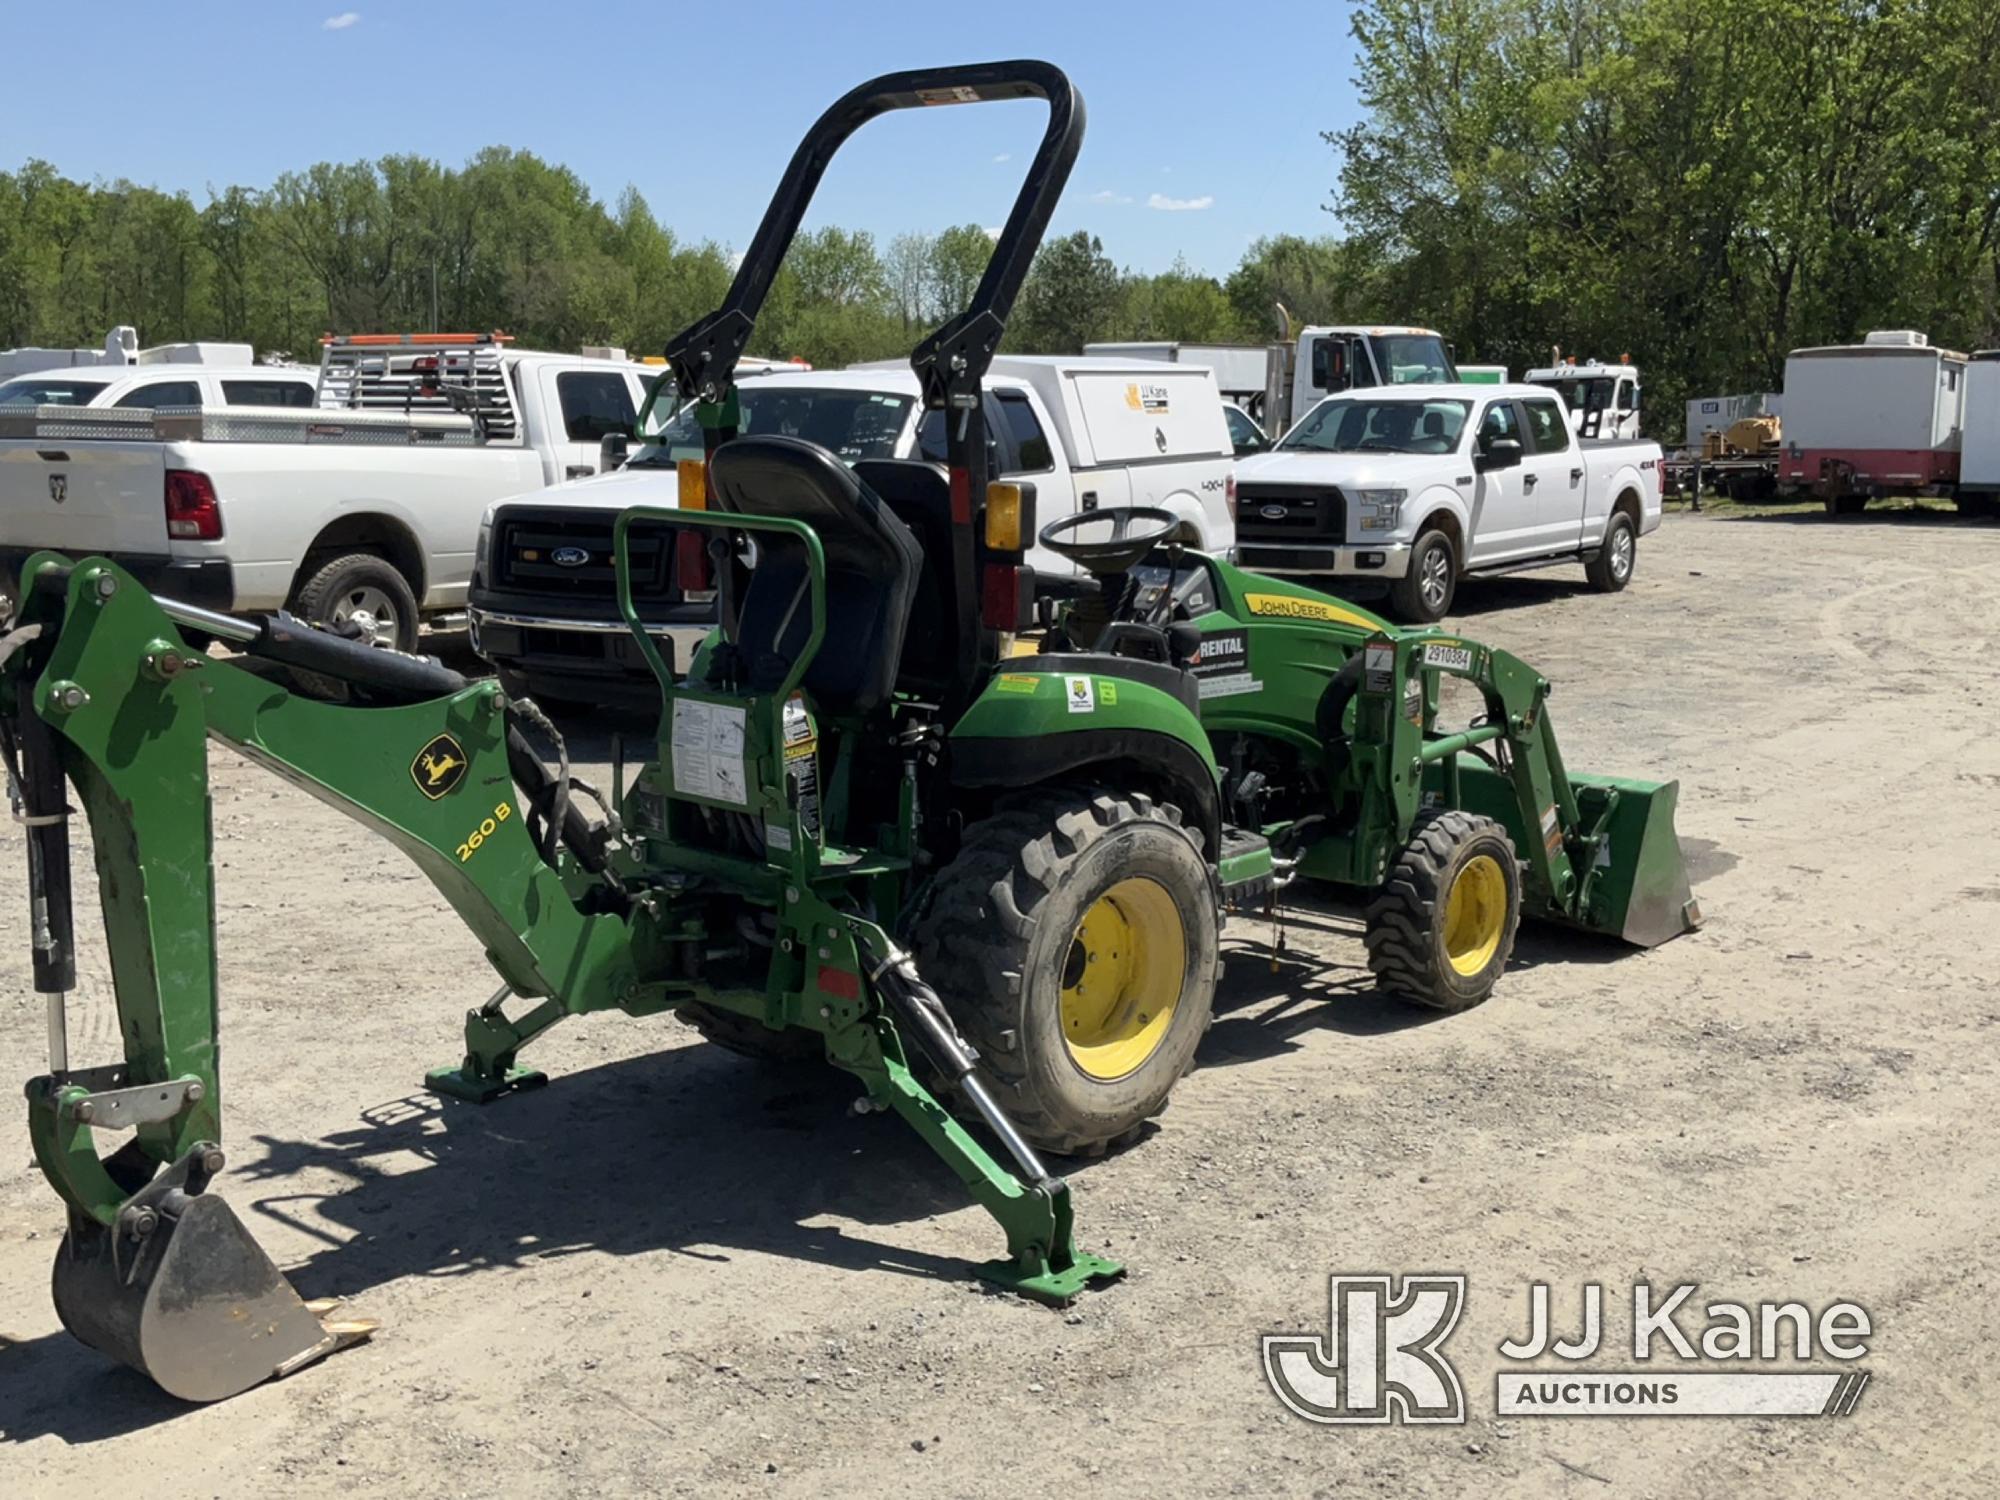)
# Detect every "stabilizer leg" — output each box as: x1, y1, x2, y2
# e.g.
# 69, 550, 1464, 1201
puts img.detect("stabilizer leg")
839, 922, 1124, 1304
426, 985, 561, 1103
